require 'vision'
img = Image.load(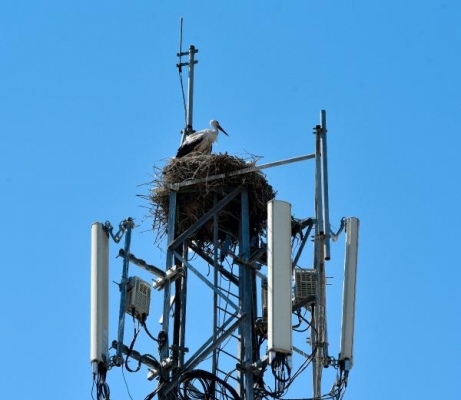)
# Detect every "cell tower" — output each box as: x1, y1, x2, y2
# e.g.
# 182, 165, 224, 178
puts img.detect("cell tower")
90, 37, 360, 400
